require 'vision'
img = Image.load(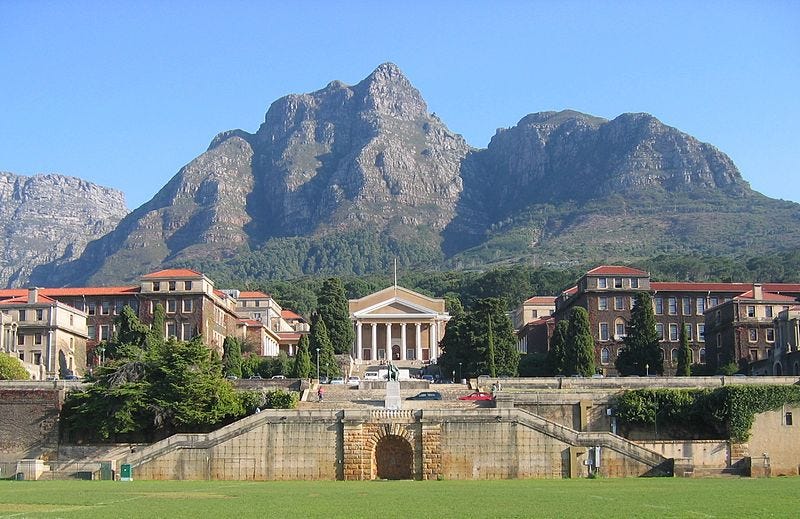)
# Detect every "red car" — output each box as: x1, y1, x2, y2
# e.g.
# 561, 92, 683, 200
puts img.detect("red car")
458, 391, 494, 401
